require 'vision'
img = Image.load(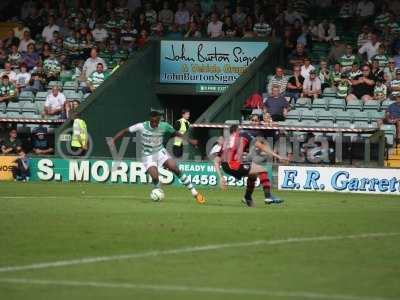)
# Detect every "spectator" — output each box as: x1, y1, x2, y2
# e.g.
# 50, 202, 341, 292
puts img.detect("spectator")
318, 60, 331, 90
232, 6, 246, 27
349, 63, 362, 80
42, 15, 60, 43
15, 64, 31, 91
82, 47, 107, 79
267, 66, 288, 95
374, 3, 391, 30
12, 149, 30, 182
384, 58, 397, 82
359, 32, 381, 61
7, 45, 23, 69
42, 85, 66, 117
286, 65, 304, 103
317, 19, 337, 43
24, 70, 45, 93
144, 2, 158, 25
25, 7, 44, 38
0, 62, 17, 84
336, 73, 352, 99
222, 16, 237, 37
348, 65, 375, 102
289, 43, 308, 67
184, 21, 202, 38
339, 0, 355, 21
263, 86, 289, 122
356, 0, 375, 20
136, 29, 149, 48
371, 59, 384, 81
373, 78, 388, 101
13, 22, 30, 40
300, 57, 315, 80
1, 129, 22, 154
327, 38, 346, 65
357, 25, 371, 48
303, 70, 322, 101
253, 13, 271, 37
174, 2, 190, 30
43, 53, 61, 82
92, 23, 109, 43
18, 30, 35, 53
158, 1, 174, 28
22, 43, 40, 71
207, 13, 223, 38
0, 75, 18, 103
283, 5, 303, 25
339, 44, 360, 72
32, 128, 54, 155
372, 44, 389, 69
389, 69, 400, 97
86, 63, 110, 92
297, 24, 312, 49
380, 94, 400, 144
3, 29, 20, 49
